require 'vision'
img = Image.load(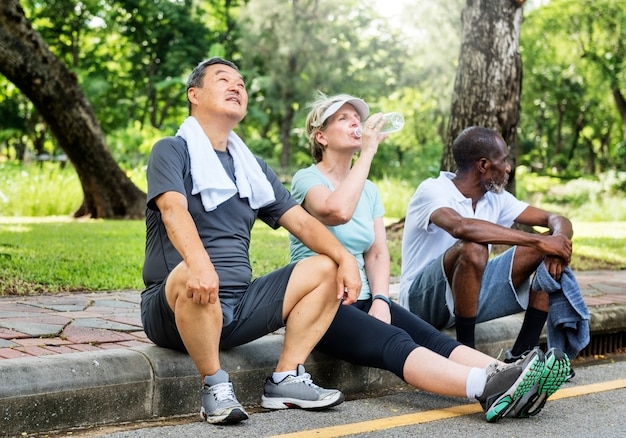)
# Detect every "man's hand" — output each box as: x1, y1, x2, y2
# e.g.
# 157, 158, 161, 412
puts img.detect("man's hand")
185, 264, 220, 305
544, 255, 568, 282
538, 234, 572, 264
